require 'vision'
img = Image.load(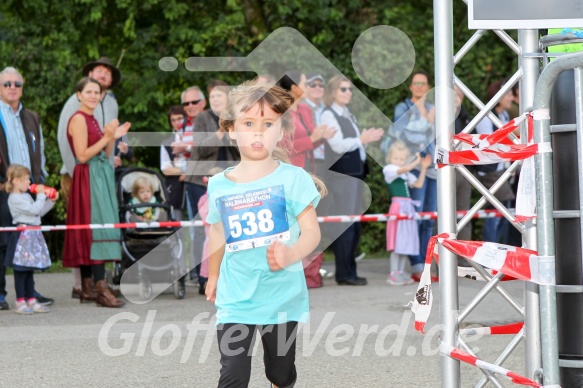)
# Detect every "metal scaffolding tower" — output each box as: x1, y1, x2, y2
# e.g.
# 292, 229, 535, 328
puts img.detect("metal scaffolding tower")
434, 0, 583, 385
